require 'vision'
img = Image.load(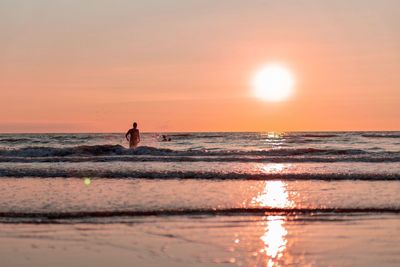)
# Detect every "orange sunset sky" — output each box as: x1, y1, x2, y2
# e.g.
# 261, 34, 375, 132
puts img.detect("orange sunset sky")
1, 0, 399, 133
